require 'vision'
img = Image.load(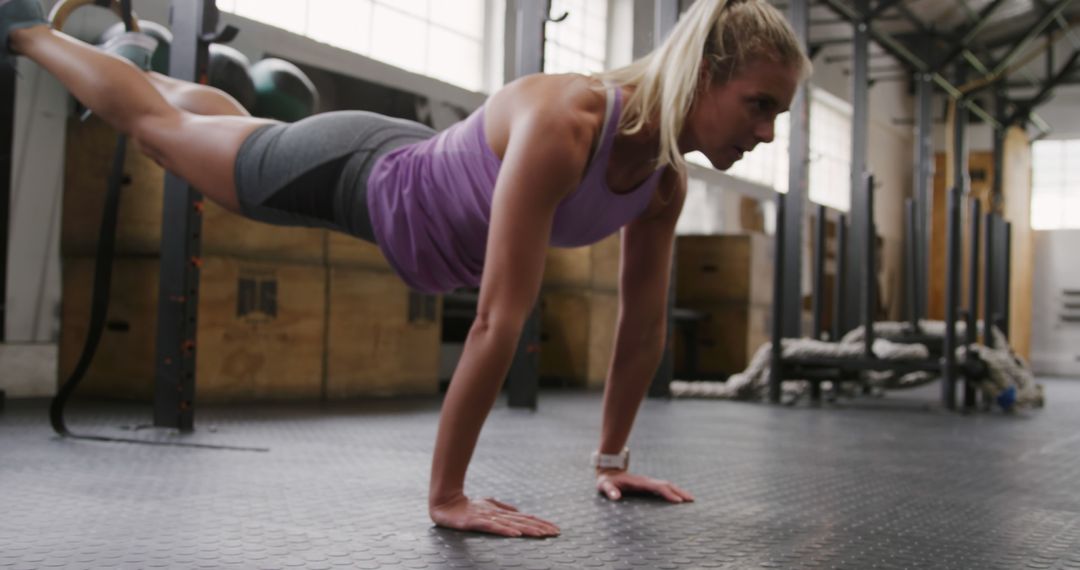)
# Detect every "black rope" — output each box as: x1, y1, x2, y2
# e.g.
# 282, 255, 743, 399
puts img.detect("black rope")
49, 135, 127, 438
